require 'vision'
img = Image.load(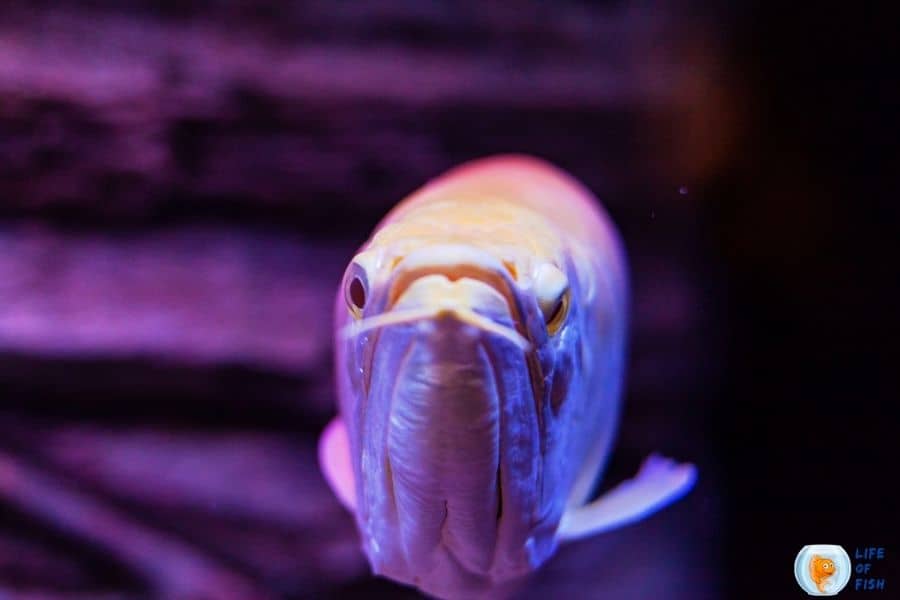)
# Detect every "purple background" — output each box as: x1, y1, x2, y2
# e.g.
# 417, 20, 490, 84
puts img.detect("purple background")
0, 2, 894, 599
